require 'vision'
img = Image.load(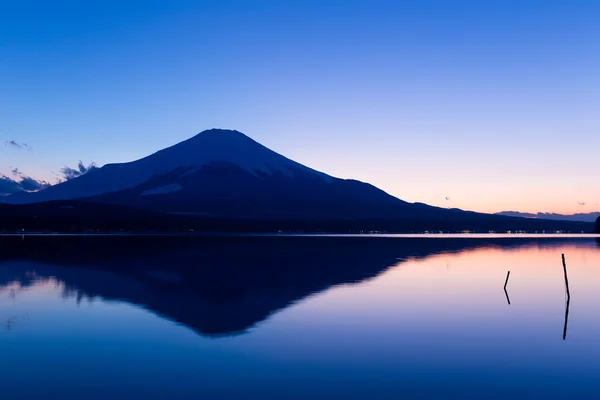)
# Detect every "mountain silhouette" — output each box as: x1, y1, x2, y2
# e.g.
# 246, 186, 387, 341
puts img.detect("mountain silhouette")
0, 130, 499, 219
3, 129, 406, 218
0, 129, 595, 232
